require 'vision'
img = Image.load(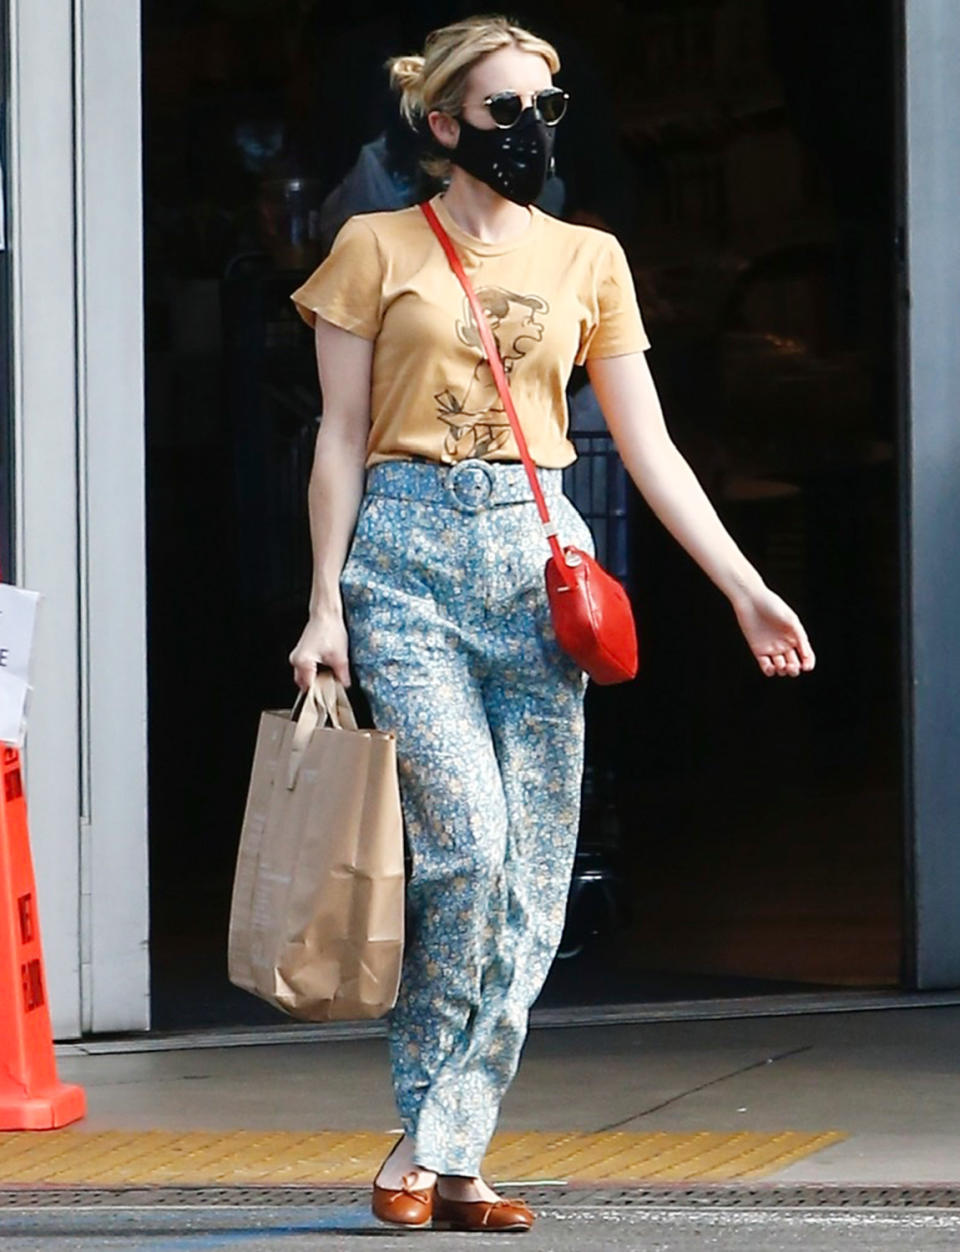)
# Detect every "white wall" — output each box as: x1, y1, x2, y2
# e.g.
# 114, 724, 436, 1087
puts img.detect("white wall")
8, 0, 82, 1039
